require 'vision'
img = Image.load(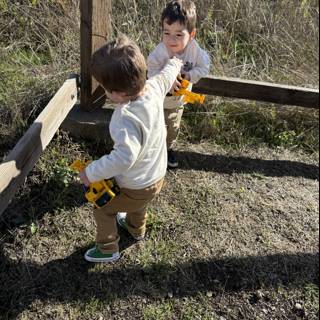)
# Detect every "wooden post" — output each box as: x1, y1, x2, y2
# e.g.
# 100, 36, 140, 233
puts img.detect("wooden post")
80, 0, 112, 111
